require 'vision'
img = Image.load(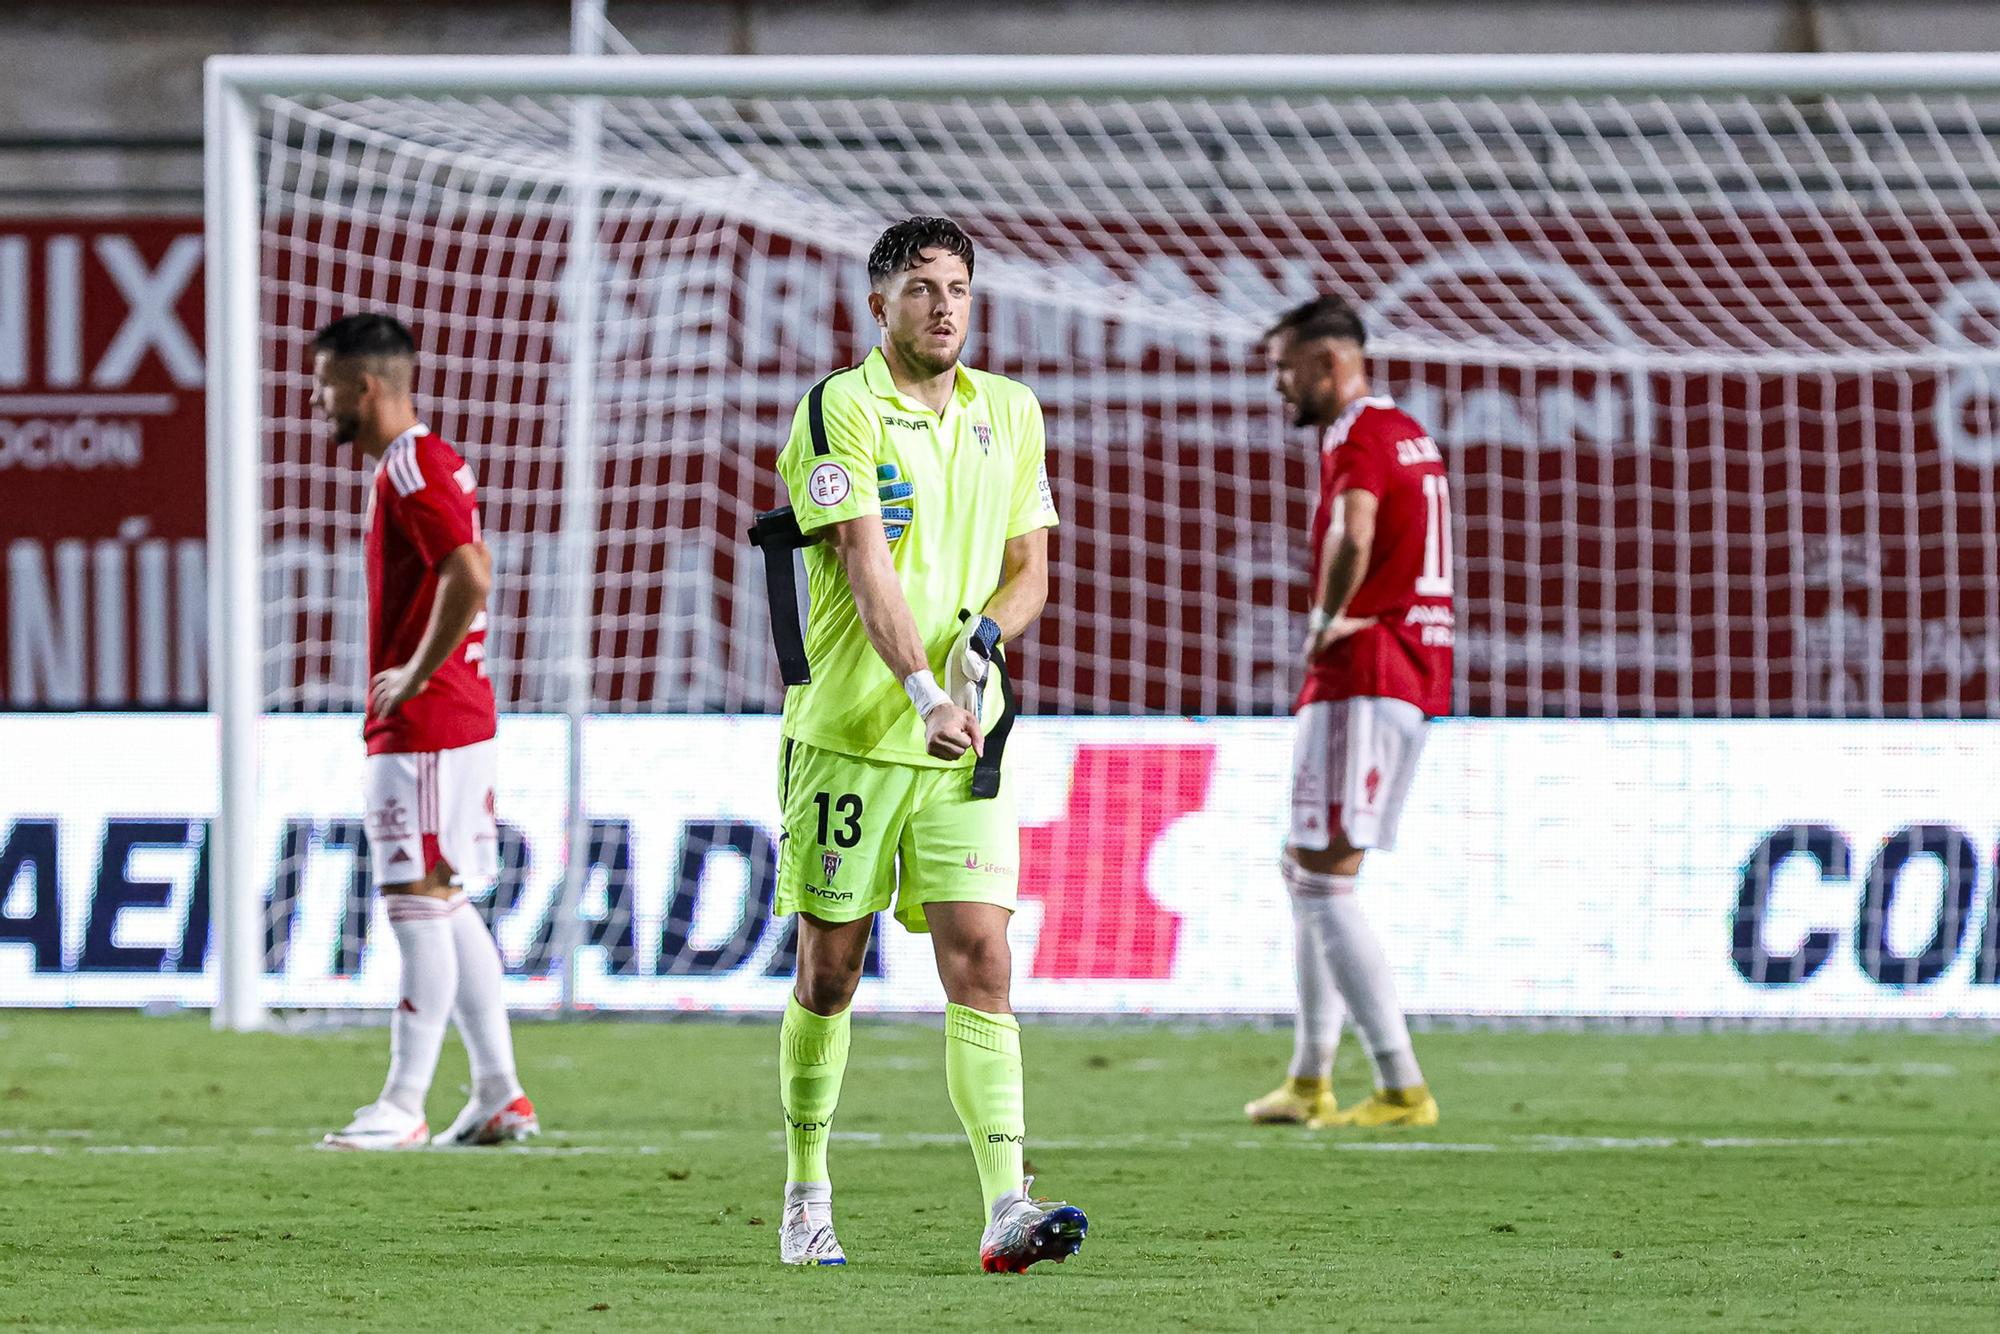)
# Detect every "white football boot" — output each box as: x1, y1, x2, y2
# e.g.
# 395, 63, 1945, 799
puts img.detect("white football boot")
320, 1101, 428, 1151
432, 1091, 540, 1147
779, 1184, 847, 1266
979, 1177, 1088, 1274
